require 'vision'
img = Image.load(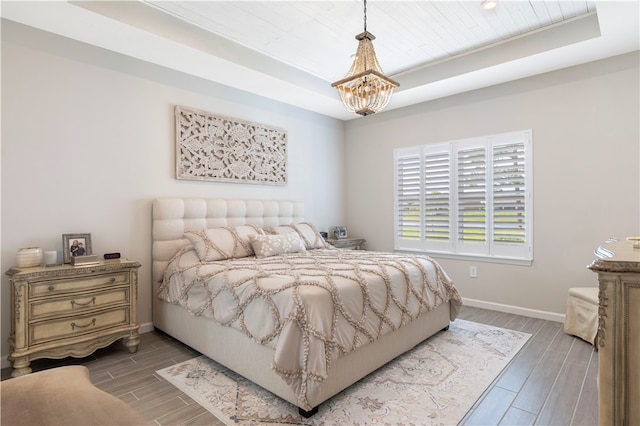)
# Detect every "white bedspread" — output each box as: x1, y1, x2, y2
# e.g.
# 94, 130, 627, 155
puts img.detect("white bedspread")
158, 248, 461, 410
